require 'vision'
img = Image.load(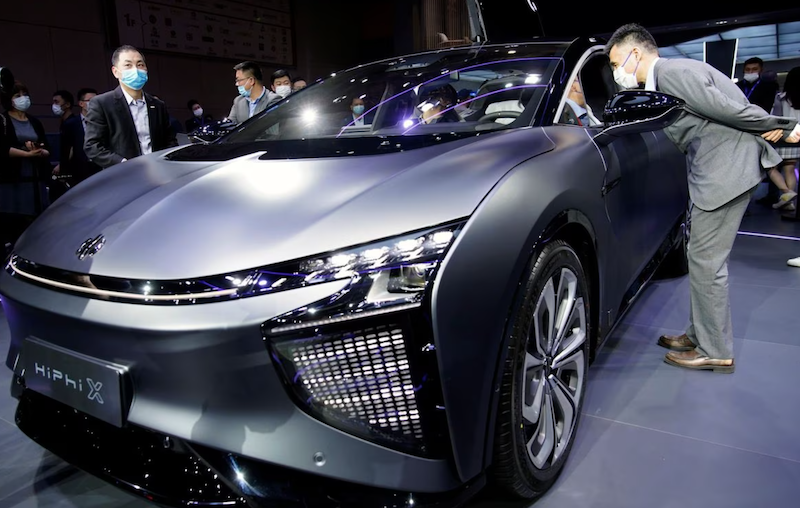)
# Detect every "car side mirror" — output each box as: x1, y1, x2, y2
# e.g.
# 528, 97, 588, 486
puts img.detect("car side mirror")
593, 90, 685, 146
